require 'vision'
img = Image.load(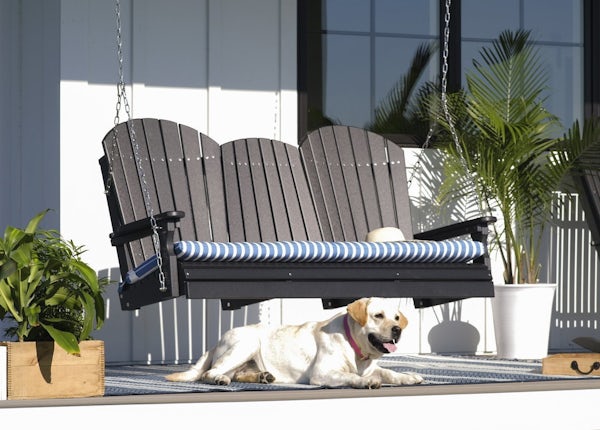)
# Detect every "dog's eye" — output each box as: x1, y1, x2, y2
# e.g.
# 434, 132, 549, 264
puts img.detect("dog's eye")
374, 313, 384, 319
395, 315, 400, 321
